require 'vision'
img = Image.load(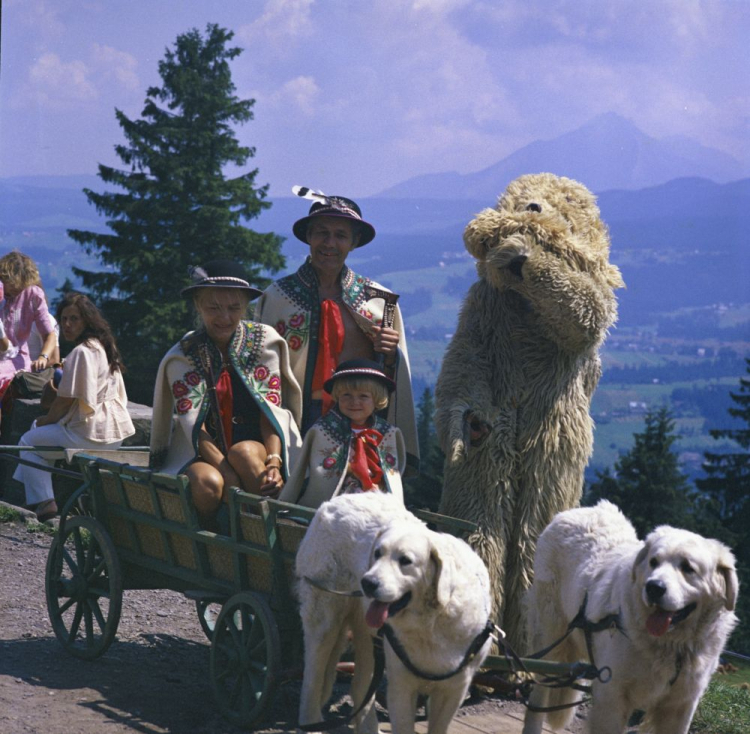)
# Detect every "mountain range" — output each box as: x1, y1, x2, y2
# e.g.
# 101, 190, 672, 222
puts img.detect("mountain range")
374, 112, 750, 199
1, 112, 747, 332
